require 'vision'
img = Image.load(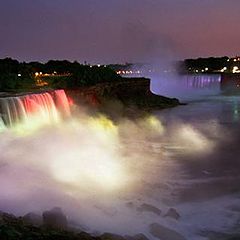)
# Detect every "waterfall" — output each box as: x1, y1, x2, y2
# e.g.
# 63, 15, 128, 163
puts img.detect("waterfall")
0, 90, 71, 128
151, 74, 222, 100
185, 74, 221, 89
